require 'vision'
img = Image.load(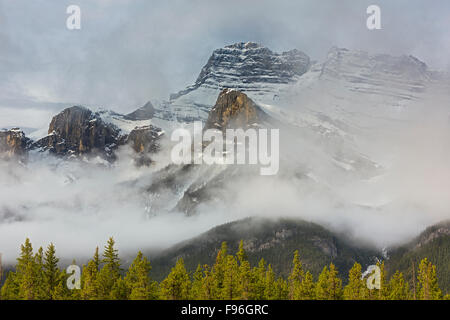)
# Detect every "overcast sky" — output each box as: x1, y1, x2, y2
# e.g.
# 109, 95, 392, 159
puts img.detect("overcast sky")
0, 0, 449, 123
